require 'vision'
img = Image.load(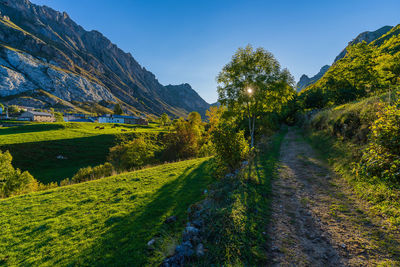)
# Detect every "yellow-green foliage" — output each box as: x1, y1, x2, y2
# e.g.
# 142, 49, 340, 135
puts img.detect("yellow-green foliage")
300, 24, 400, 109
0, 157, 214, 266
212, 120, 250, 173
162, 112, 206, 160
108, 137, 160, 170
0, 150, 38, 198
357, 98, 400, 184
71, 162, 114, 183
194, 129, 286, 266
306, 96, 400, 226
309, 95, 386, 143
